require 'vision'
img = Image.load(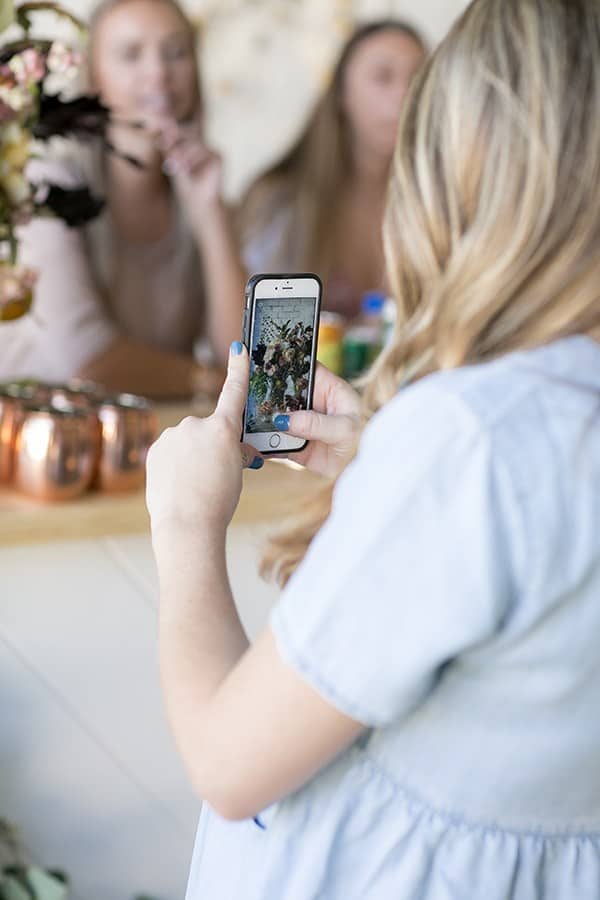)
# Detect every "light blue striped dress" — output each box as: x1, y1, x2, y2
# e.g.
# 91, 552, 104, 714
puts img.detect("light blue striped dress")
186, 335, 600, 899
